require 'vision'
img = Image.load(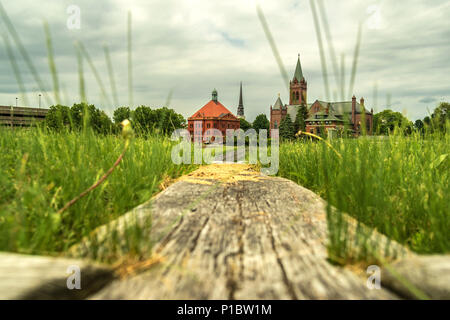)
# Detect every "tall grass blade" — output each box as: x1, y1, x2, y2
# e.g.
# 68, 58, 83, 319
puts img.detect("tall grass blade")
256, 4, 289, 90
128, 11, 133, 107
1, 32, 29, 106
164, 88, 174, 108
43, 21, 61, 105
317, 0, 340, 95
104, 44, 119, 107
75, 42, 86, 103
348, 22, 362, 98
78, 41, 112, 107
0, 2, 53, 106
340, 53, 345, 101
61, 83, 70, 106
309, 0, 330, 101
373, 82, 378, 113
